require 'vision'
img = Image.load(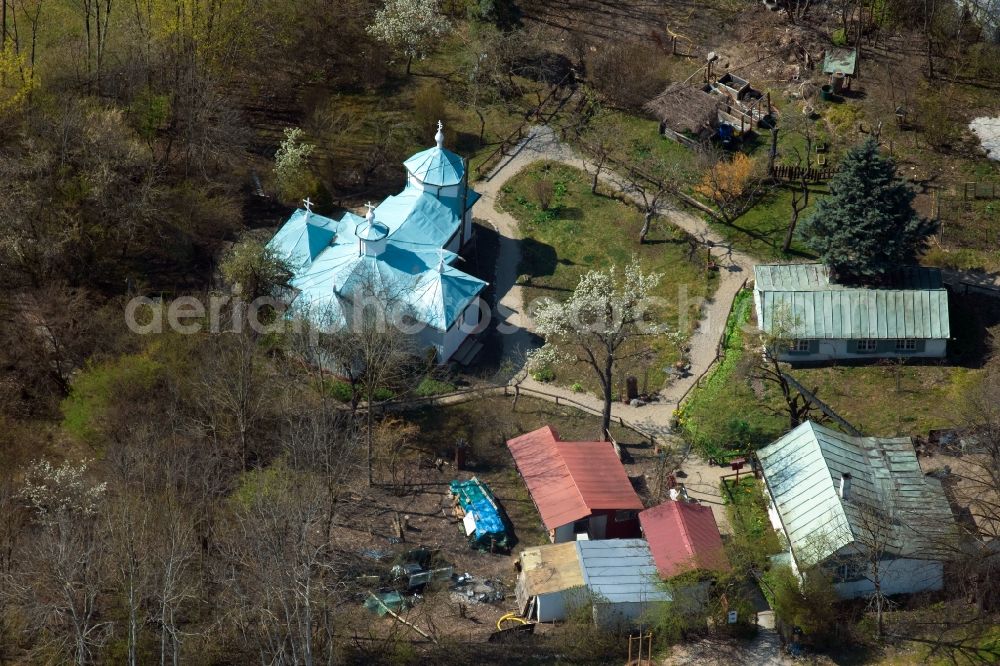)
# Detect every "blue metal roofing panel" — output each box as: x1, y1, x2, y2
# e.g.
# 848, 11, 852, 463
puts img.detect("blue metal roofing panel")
403, 146, 465, 186
267, 209, 339, 269
375, 188, 461, 250
576, 540, 671, 603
